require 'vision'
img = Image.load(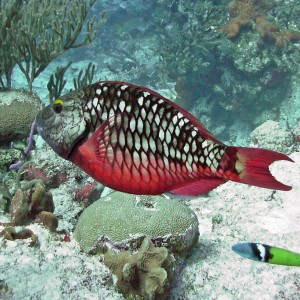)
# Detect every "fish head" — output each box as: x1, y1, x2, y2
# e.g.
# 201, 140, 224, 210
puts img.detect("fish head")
36, 89, 89, 159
